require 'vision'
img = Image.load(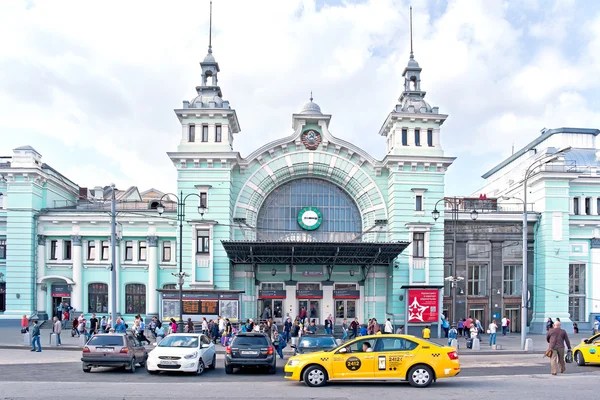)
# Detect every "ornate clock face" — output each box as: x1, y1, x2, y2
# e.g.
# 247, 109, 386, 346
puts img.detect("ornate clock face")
297, 207, 323, 231
301, 130, 322, 150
